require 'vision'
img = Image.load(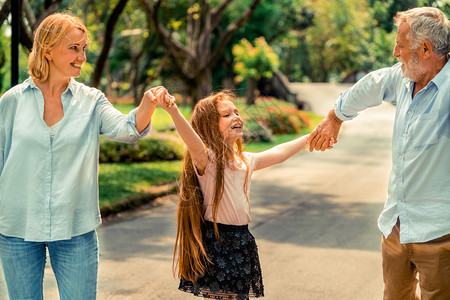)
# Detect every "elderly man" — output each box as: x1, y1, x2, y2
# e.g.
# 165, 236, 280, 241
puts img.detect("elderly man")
308, 7, 449, 300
